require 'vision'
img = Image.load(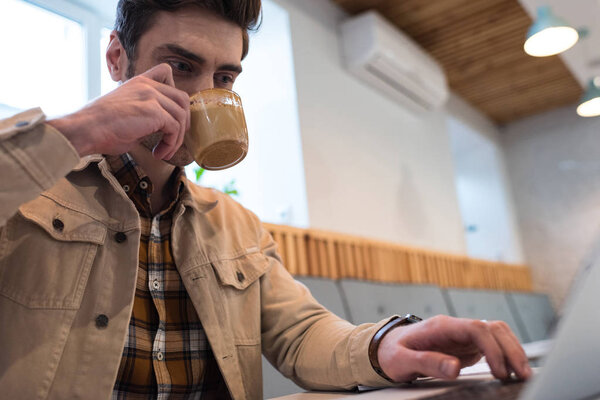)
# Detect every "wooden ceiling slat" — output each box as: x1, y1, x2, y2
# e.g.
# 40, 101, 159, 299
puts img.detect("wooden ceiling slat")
477, 82, 581, 109
481, 93, 579, 124
437, 39, 528, 72
385, 0, 509, 37
475, 81, 581, 113
464, 80, 580, 111
457, 64, 575, 100
405, 3, 528, 49
332, 0, 583, 124
421, 18, 530, 62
